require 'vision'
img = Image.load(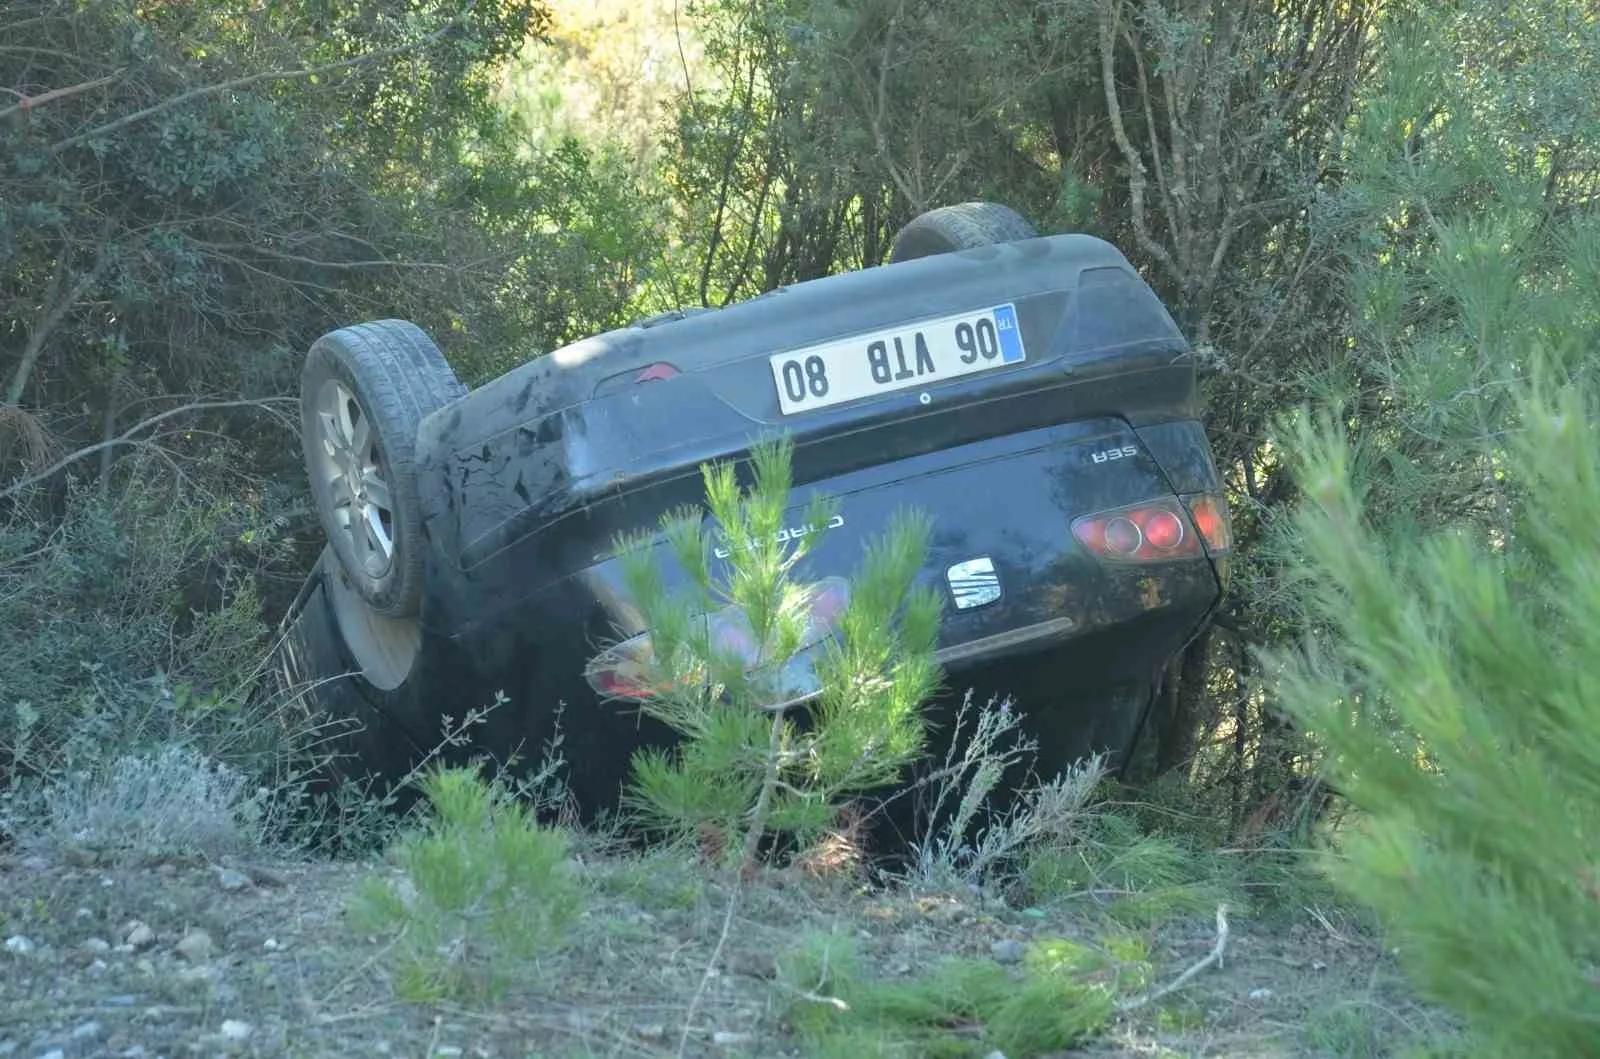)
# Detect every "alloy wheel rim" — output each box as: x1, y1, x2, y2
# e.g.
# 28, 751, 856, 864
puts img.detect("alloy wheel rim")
313, 379, 395, 580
